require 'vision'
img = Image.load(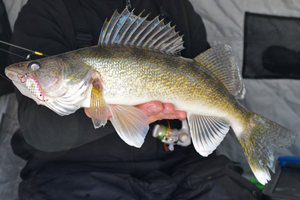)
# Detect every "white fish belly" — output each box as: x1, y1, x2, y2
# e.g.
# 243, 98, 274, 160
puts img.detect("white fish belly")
81, 84, 230, 120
